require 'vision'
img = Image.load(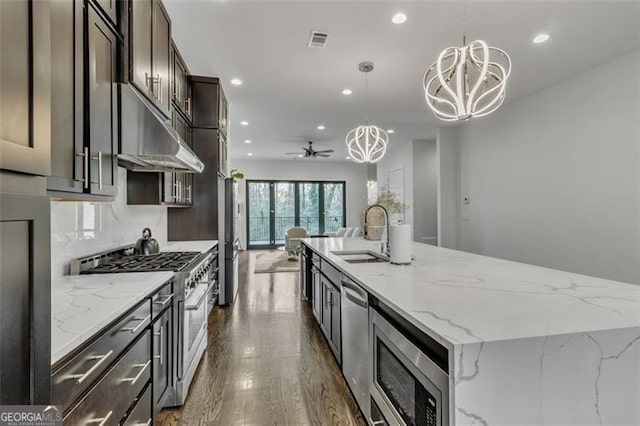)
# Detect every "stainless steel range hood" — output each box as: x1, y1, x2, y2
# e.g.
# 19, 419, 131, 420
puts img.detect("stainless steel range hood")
118, 84, 204, 173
